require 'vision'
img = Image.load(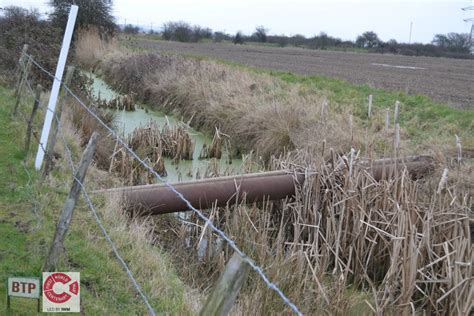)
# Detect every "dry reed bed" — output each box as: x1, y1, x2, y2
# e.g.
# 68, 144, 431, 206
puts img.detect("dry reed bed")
116, 120, 167, 185
69, 97, 167, 185
96, 94, 135, 111
152, 151, 471, 315
110, 119, 199, 185
161, 120, 194, 161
